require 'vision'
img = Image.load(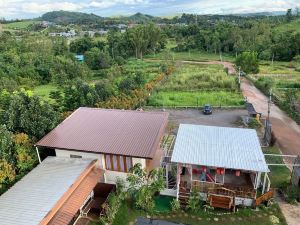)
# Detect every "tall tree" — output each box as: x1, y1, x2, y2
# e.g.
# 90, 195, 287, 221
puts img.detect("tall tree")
4, 91, 59, 139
